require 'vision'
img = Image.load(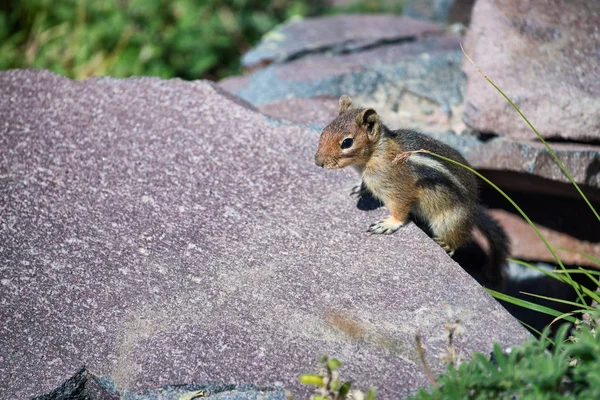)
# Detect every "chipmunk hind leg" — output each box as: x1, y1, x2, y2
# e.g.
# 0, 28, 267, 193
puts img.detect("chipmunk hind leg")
417, 189, 474, 256
429, 212, 472, 256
